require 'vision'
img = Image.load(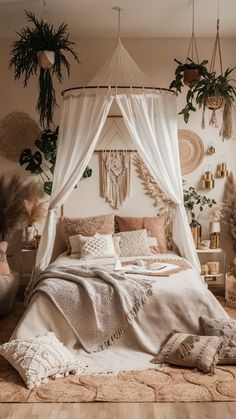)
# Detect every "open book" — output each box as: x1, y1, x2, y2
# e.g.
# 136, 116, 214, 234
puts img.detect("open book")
114, 259, 179, 275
